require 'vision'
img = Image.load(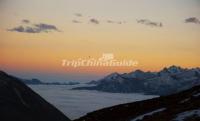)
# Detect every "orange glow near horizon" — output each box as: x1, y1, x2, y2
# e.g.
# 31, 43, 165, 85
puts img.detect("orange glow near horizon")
0, 0, 200, 81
